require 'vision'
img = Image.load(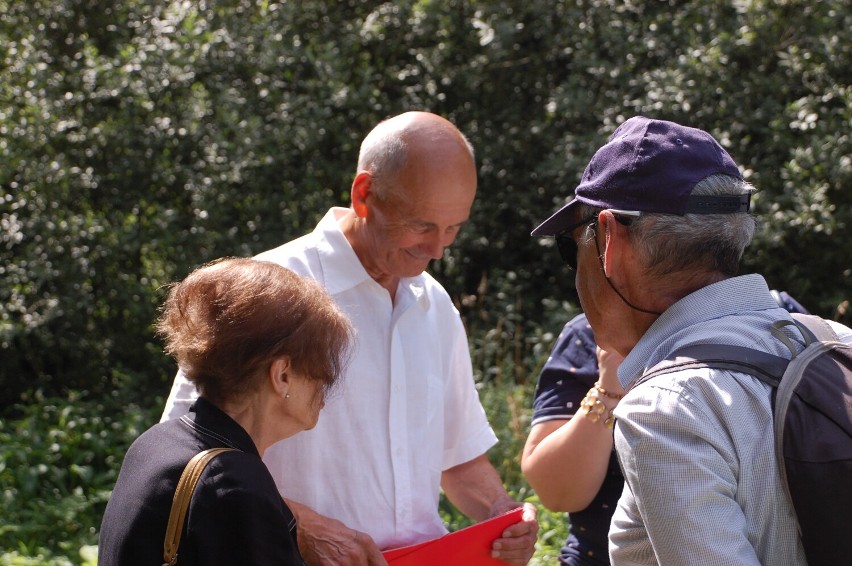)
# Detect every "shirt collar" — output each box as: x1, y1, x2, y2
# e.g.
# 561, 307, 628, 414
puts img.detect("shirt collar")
314, 207, 431, 310
187, 397, 260, 456
618, 273, 778, 387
